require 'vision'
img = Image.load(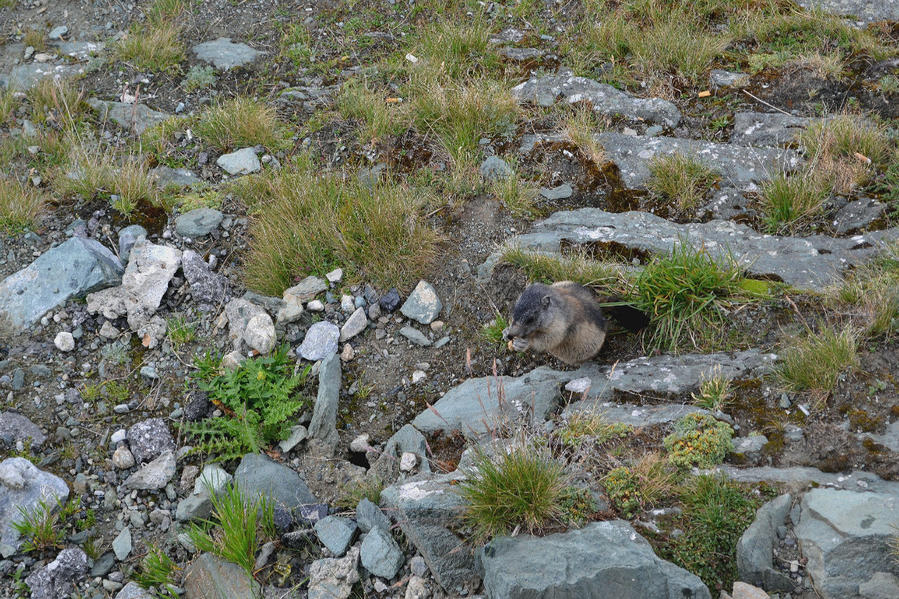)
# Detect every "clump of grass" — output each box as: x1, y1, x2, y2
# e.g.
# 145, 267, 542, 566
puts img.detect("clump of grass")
12, 499, 63, 553
116, 20, 185, 72
501, 247, 624, 290
27, 78, 87, 126
280, 23, 314, 66
183, 65, 216, 92
655, 475, 761, 592
481, 314, 508, 346
647, 153, 719, 212
335, 477, 384, 510
563, 106, 606, 165
0, 89, 17, 125
194, 97, 291, 152
0, 177, 45, 233
879, 75, 899, 95
133, 544, 179, 599
459, 442, 568, 542
759, 171, 829, 233
800, 114, 890, 194
558, 412, 633, 448
182, 346, 311, 462
141, 115, 189, 156
836, 244, 899, 337
775, 324, 859, 393
411, 16, 500, 80
112, 158, 157, 215
166, 315, 196, 348
337, 79, 406, 141
604, 453, 678, 517
188, 483, 276, 579
490, 169, 539, 218
663, 412, 733, 469
633, 242, 743, 351
691, 366, 732, 411
147, 0, 187, 23
239, 165, 440, 295
23, 27, 47, 51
